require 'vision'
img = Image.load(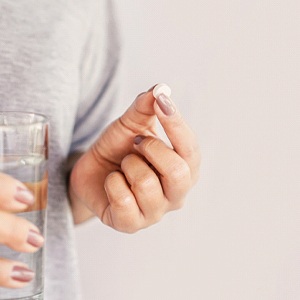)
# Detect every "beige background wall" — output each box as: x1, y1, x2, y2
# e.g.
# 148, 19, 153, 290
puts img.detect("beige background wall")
75, 1, 300, 299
